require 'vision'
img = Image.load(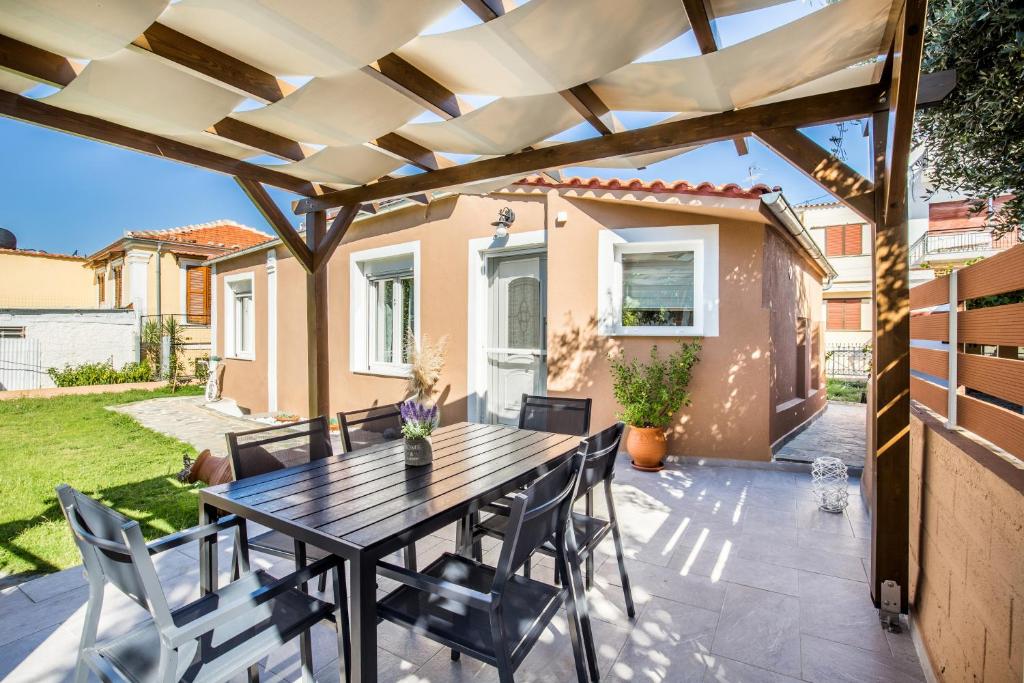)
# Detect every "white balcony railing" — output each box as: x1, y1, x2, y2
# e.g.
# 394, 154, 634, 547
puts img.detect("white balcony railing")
910, 228, 1020, 266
